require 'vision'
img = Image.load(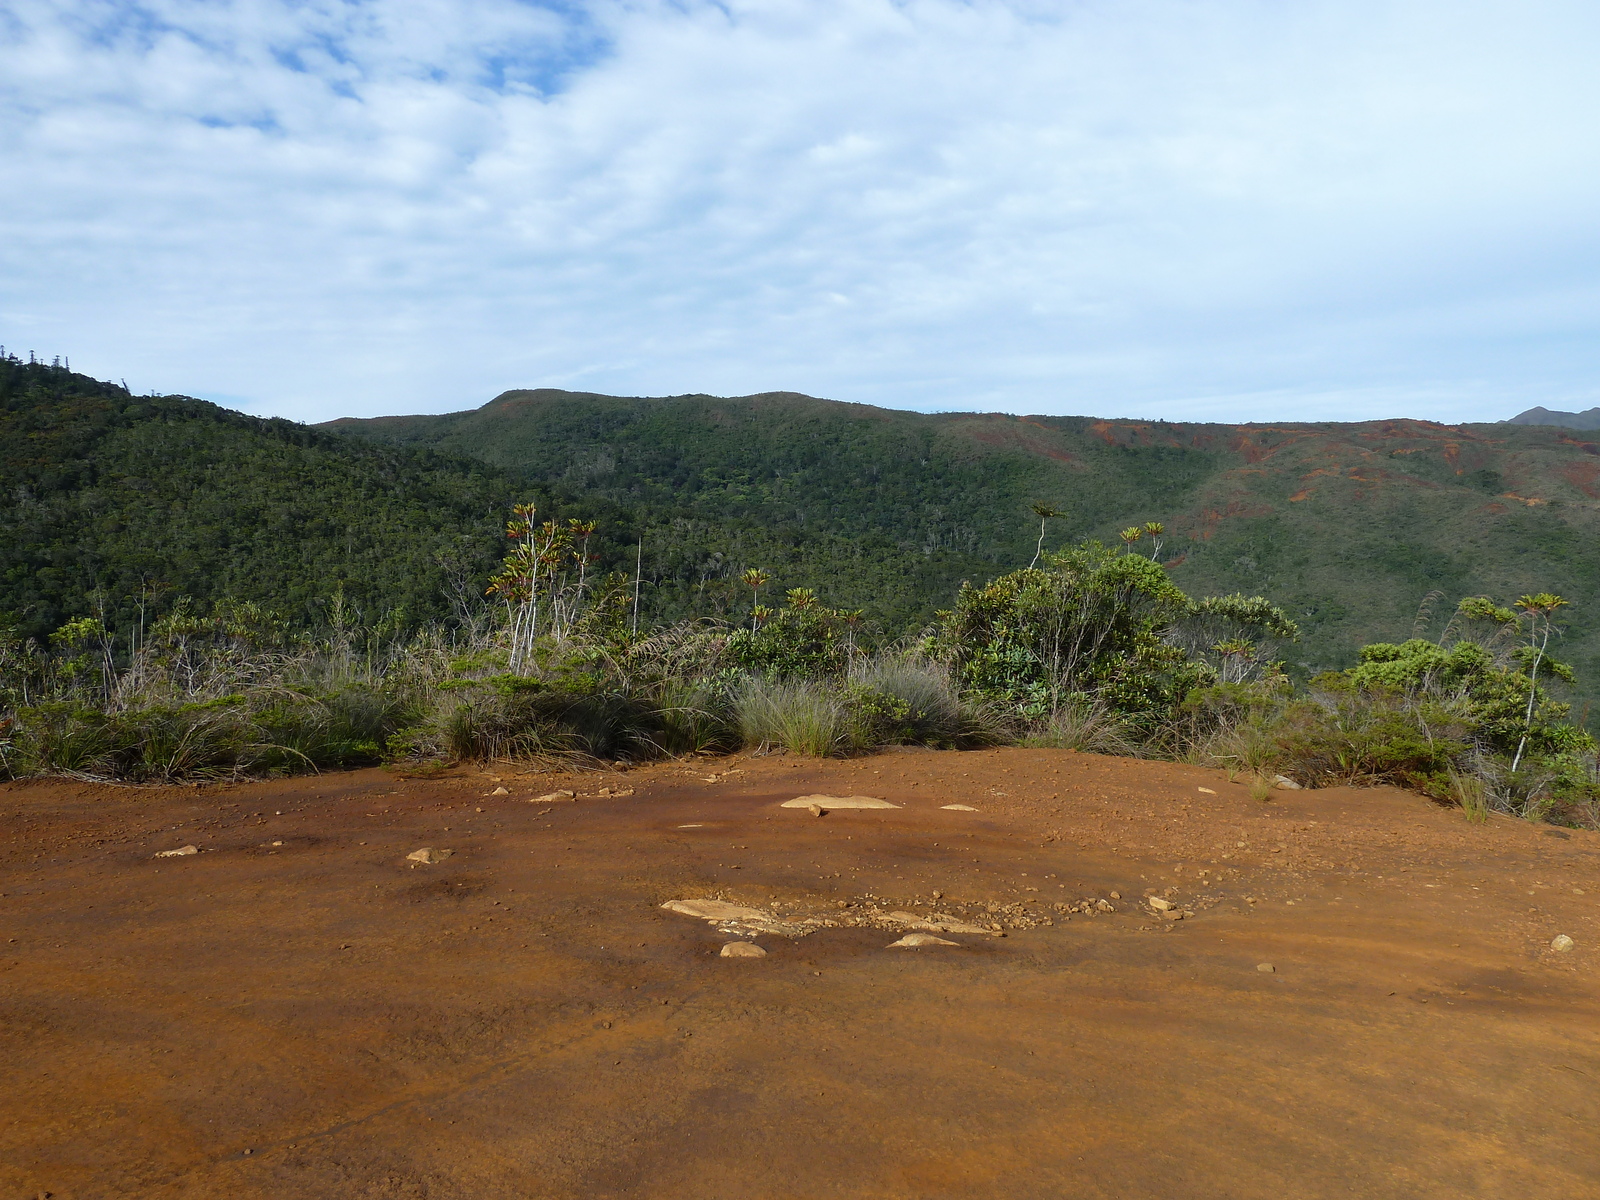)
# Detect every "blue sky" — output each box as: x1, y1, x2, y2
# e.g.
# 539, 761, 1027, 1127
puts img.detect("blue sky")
3, 0, 1599, 424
